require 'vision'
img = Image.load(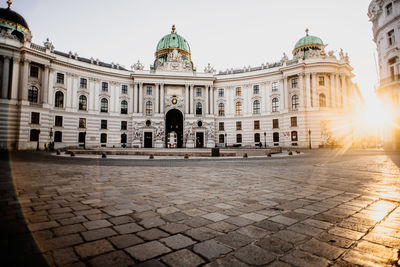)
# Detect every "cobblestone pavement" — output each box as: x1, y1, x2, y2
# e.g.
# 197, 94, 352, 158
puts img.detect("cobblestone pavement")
1, 150, 400, 267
